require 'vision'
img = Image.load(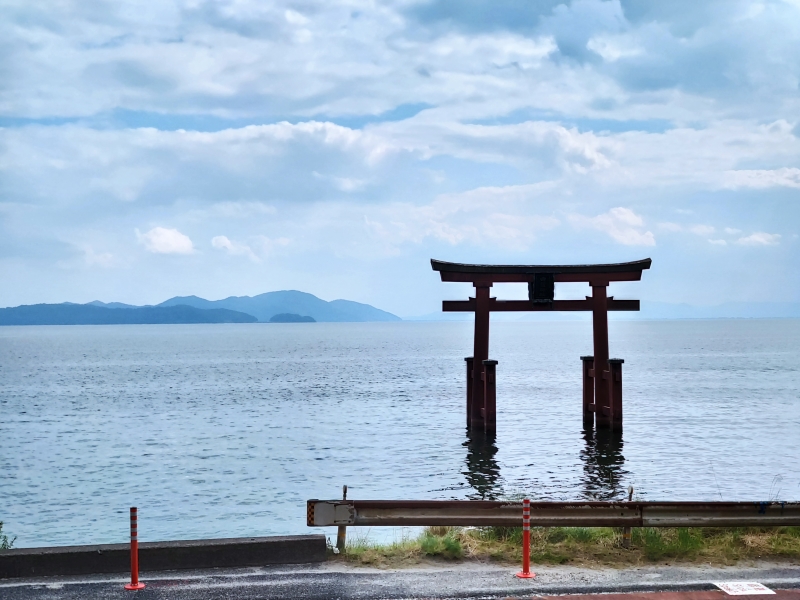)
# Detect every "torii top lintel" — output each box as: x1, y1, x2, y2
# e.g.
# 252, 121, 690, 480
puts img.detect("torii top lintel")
431, 258, 652, 285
